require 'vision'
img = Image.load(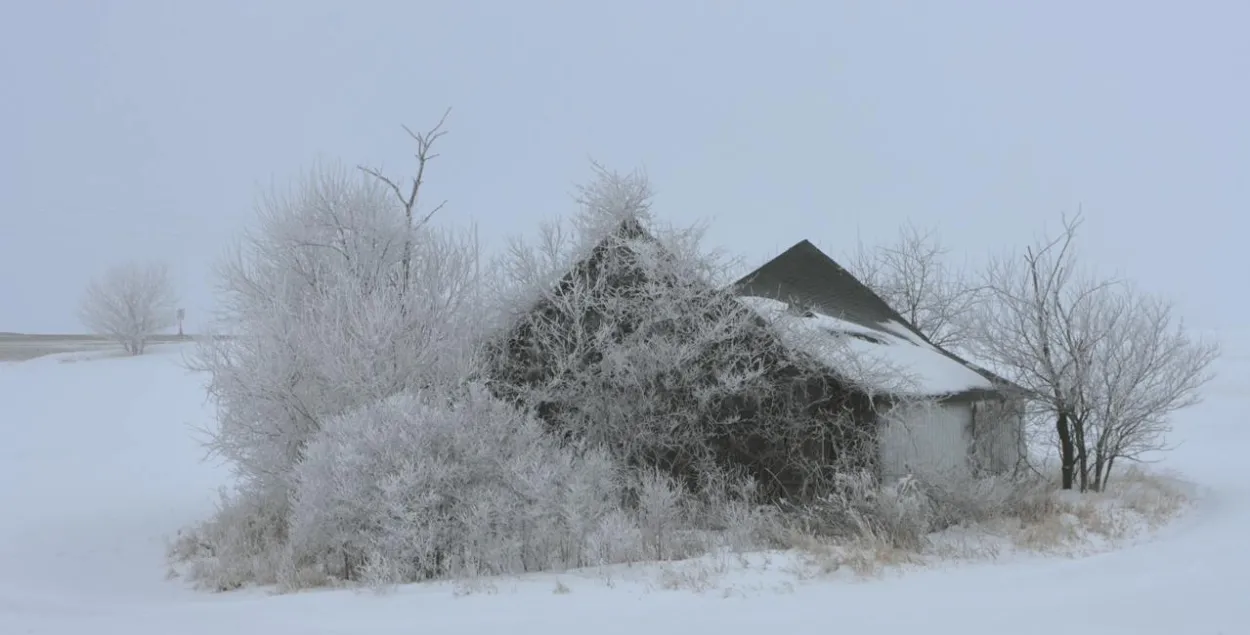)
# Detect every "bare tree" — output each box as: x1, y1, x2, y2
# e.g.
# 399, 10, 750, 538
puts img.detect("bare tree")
971, 215, 1106, 490
847, 223, 983, 350
78, 260, 178, 355
359, 107, 451, 298
1084, 288, 1218, 489
971, 215, 1217, 490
